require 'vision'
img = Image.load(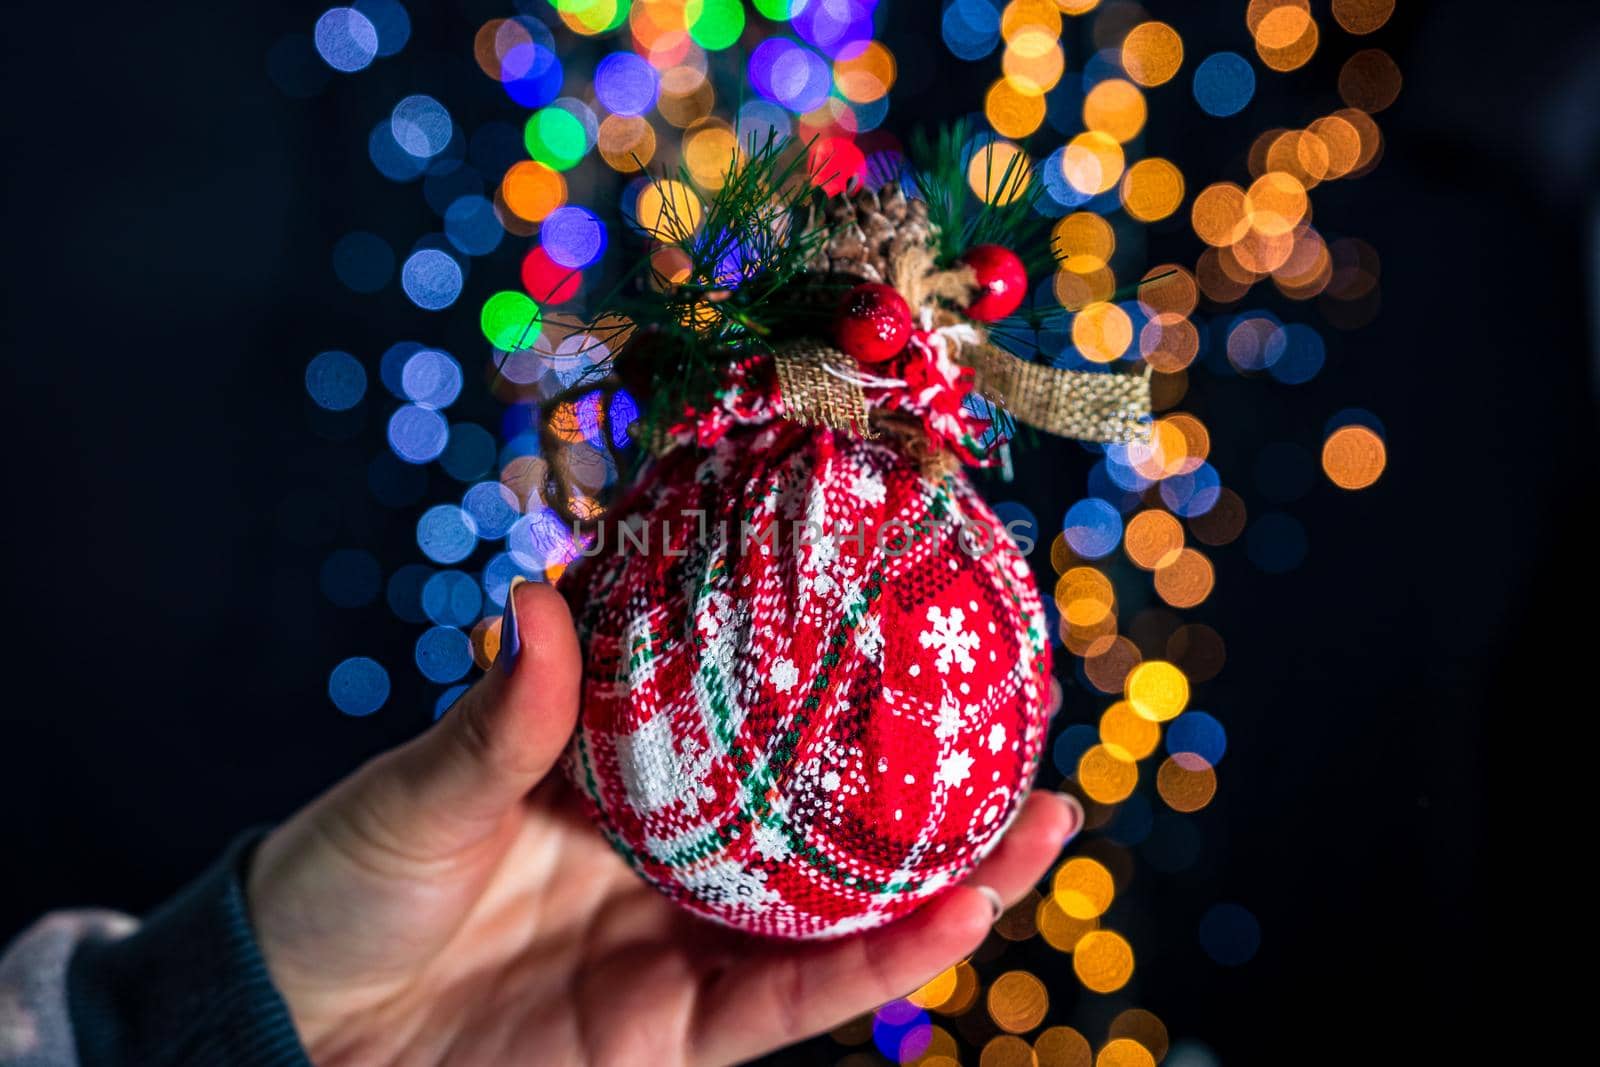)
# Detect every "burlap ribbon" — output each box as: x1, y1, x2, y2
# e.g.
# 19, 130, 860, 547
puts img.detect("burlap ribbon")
964, 343, 1152, 444
774, 334, 1151, 446
775, 243, 1151, 447
771, 338, 876, 438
